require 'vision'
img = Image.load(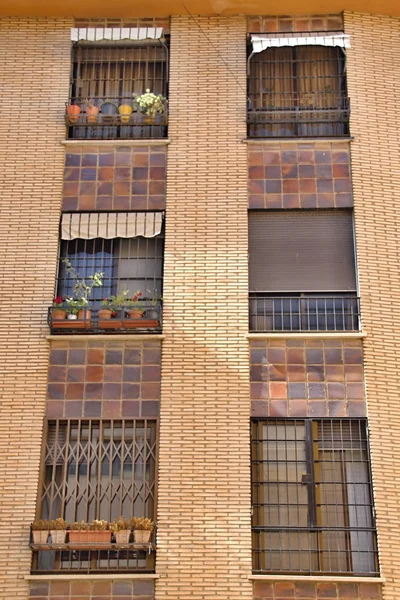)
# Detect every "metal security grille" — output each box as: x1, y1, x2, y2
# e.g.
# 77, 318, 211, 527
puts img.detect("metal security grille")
249, 295, 360, 332
248, 46, 349, 137
68, 42, 168, 139
40, 420, 157, 522
57, 230, 164, 304
251, 419, 378, 575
